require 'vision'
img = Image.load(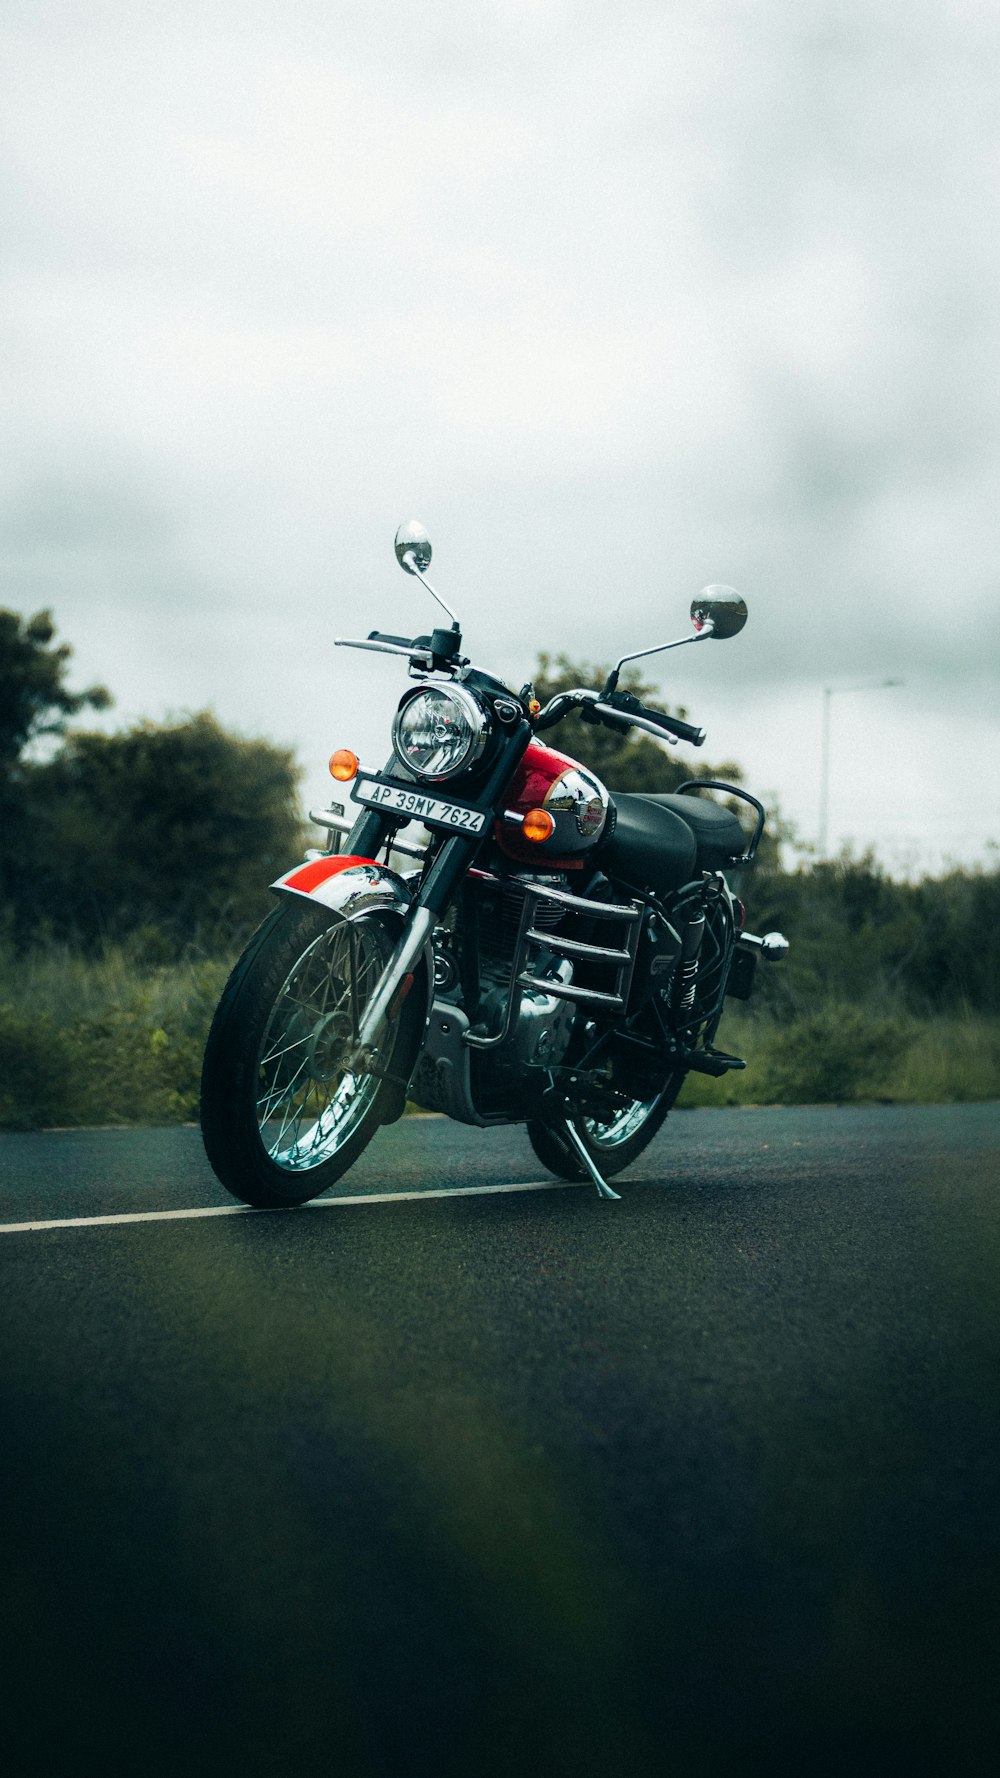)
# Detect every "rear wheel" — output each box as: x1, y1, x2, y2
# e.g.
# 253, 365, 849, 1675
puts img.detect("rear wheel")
526, 1073, 683, 1183
201, 900, 422, 1207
